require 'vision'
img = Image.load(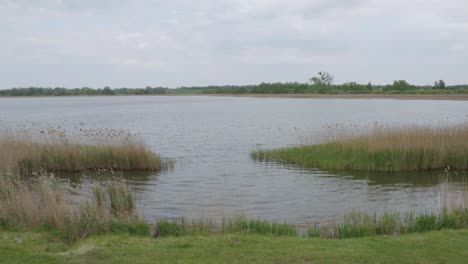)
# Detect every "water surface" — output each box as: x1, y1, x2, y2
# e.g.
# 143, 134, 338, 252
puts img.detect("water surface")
1, 96, 467, 223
